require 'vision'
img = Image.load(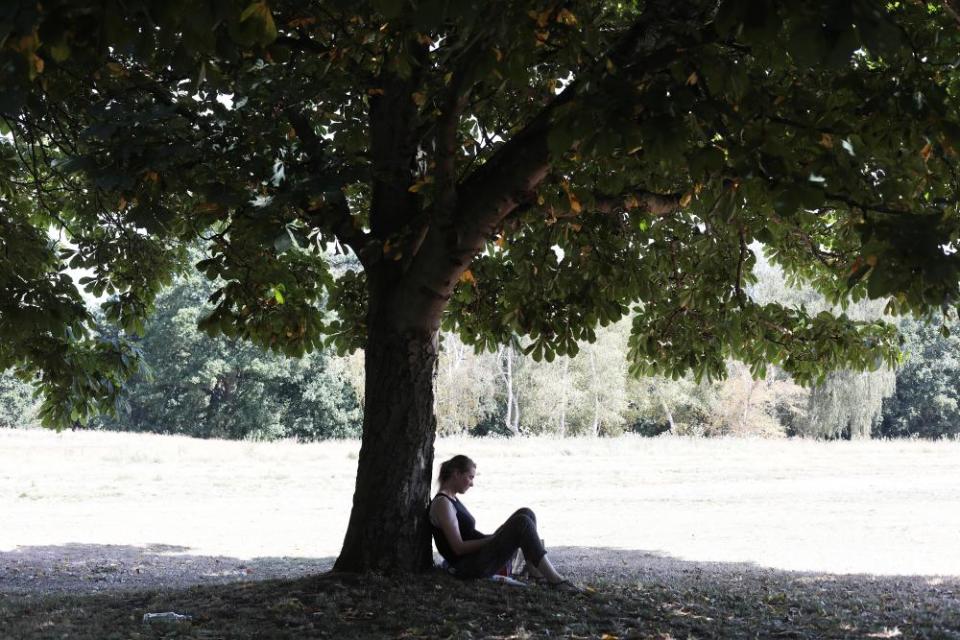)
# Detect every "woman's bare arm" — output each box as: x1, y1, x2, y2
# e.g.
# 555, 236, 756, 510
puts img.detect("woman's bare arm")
429, 498, 490, 556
